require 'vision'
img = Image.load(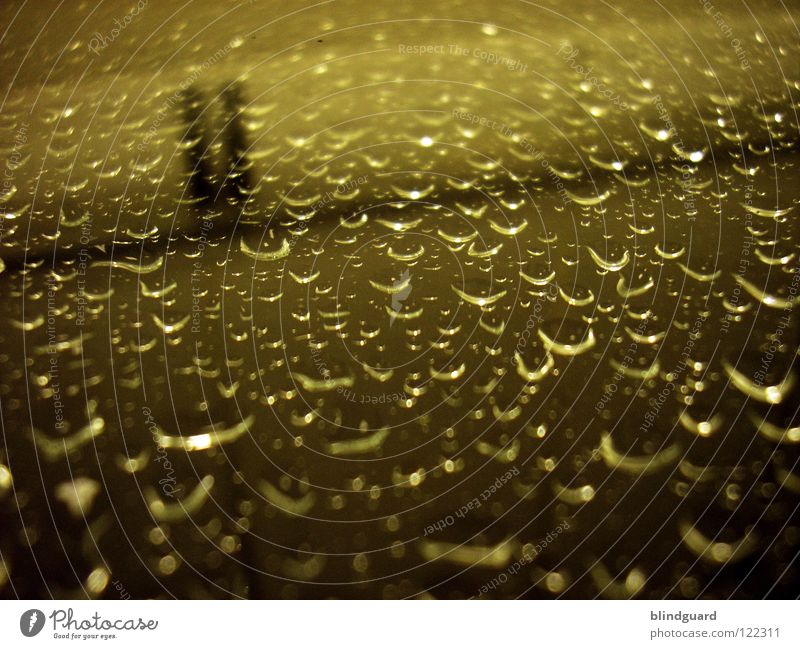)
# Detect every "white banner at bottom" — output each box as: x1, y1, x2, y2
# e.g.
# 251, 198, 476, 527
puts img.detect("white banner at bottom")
0, 600, 796, 648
